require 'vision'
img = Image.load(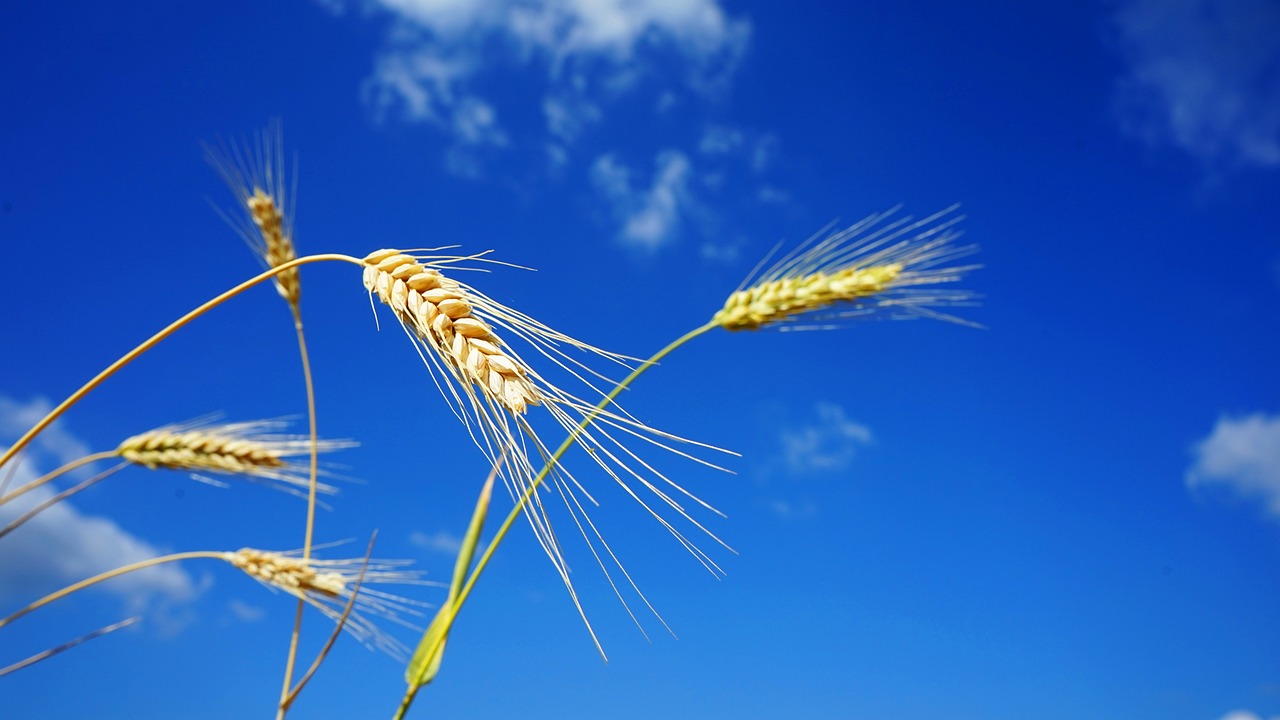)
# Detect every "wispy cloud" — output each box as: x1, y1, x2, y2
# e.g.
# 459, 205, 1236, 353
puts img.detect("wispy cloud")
780, 403, 874, 474
1111, 0, 1280, 170
227, 598, 265, 622
1186, 411, 1280, 517
409, 528, 463, 555
1217, 710, 1280, 720
341, 0, 750, 153
0, 396, 201, 622
590, 150, 695, 250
